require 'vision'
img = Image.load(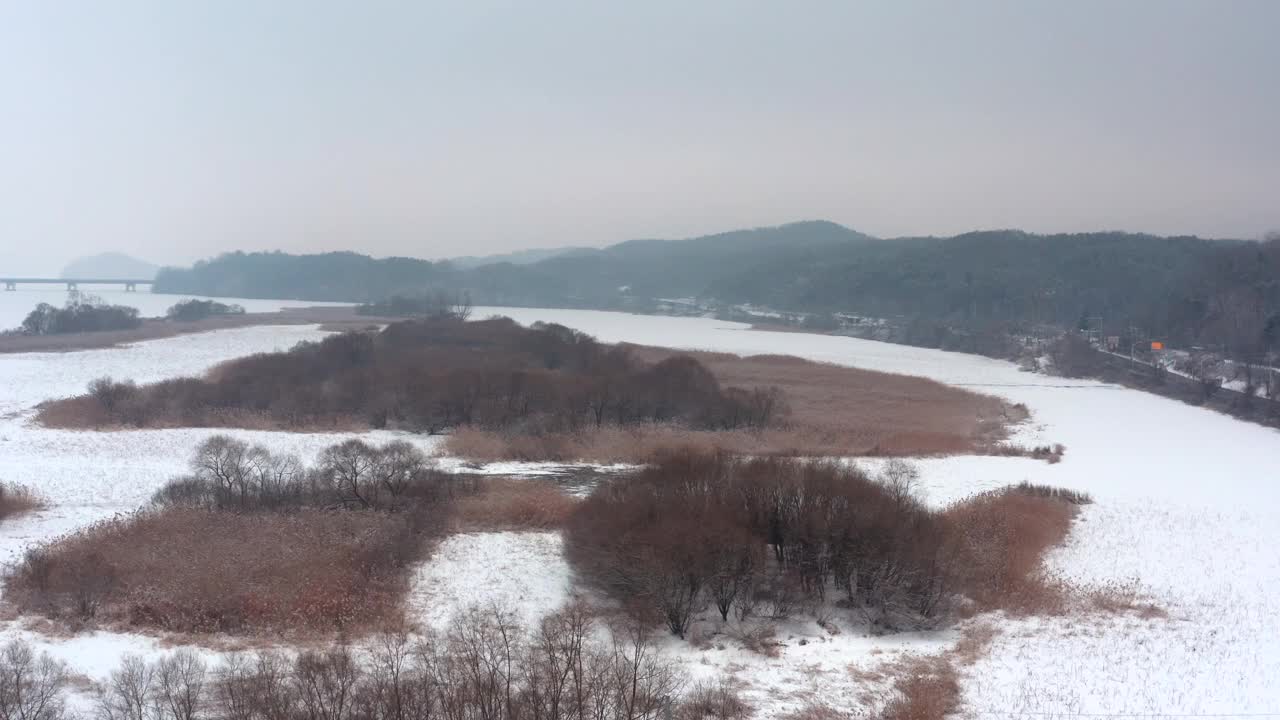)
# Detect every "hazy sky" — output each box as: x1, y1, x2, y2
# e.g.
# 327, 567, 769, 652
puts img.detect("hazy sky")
1, 1, 1277, 274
